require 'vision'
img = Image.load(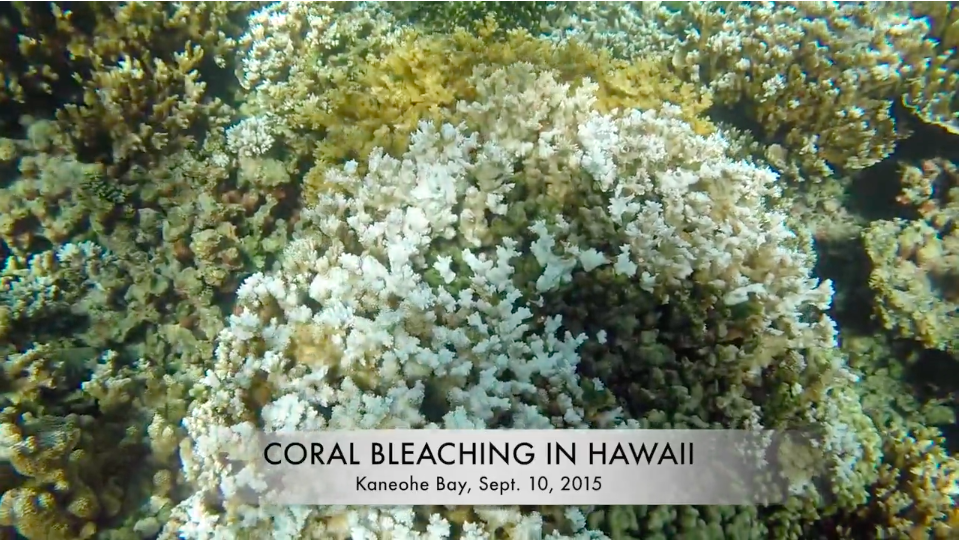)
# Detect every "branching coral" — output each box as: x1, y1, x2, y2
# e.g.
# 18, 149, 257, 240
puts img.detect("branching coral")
0, 119, 104, 255
0, 241, 187, 539
552, 2, 959, 180
0, 2, 255, 166
668, 2, 958, 179
232, 4, 711, 203
833, 425, 959, 539
311, 17, 712, 168
840, 332, 960, 539
389, 1, 555, 35
0, 412, 116, 540
864, 159, 959, 356
0, 89, 299, 540
0, 126, 261, 540
904, 2, 960, 134
0, 241, 123, 346
0, 352, 189, 540
0, 105, 296, 350
541, 2, 680, 62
